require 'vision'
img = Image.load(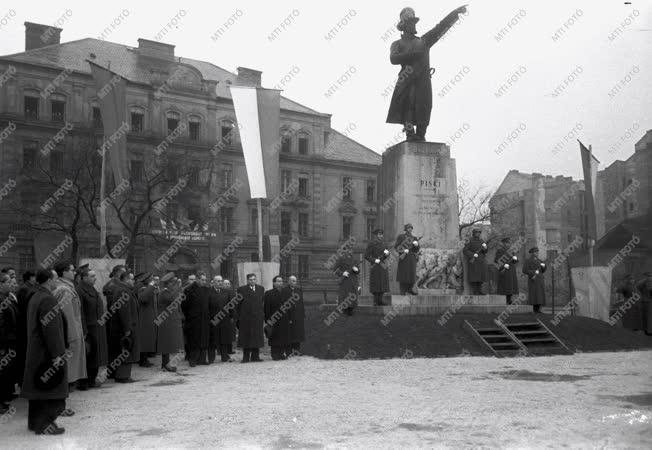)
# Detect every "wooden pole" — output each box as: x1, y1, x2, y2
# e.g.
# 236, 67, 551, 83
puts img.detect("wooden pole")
99, 138, 107, 255
257, 198, 263, 261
